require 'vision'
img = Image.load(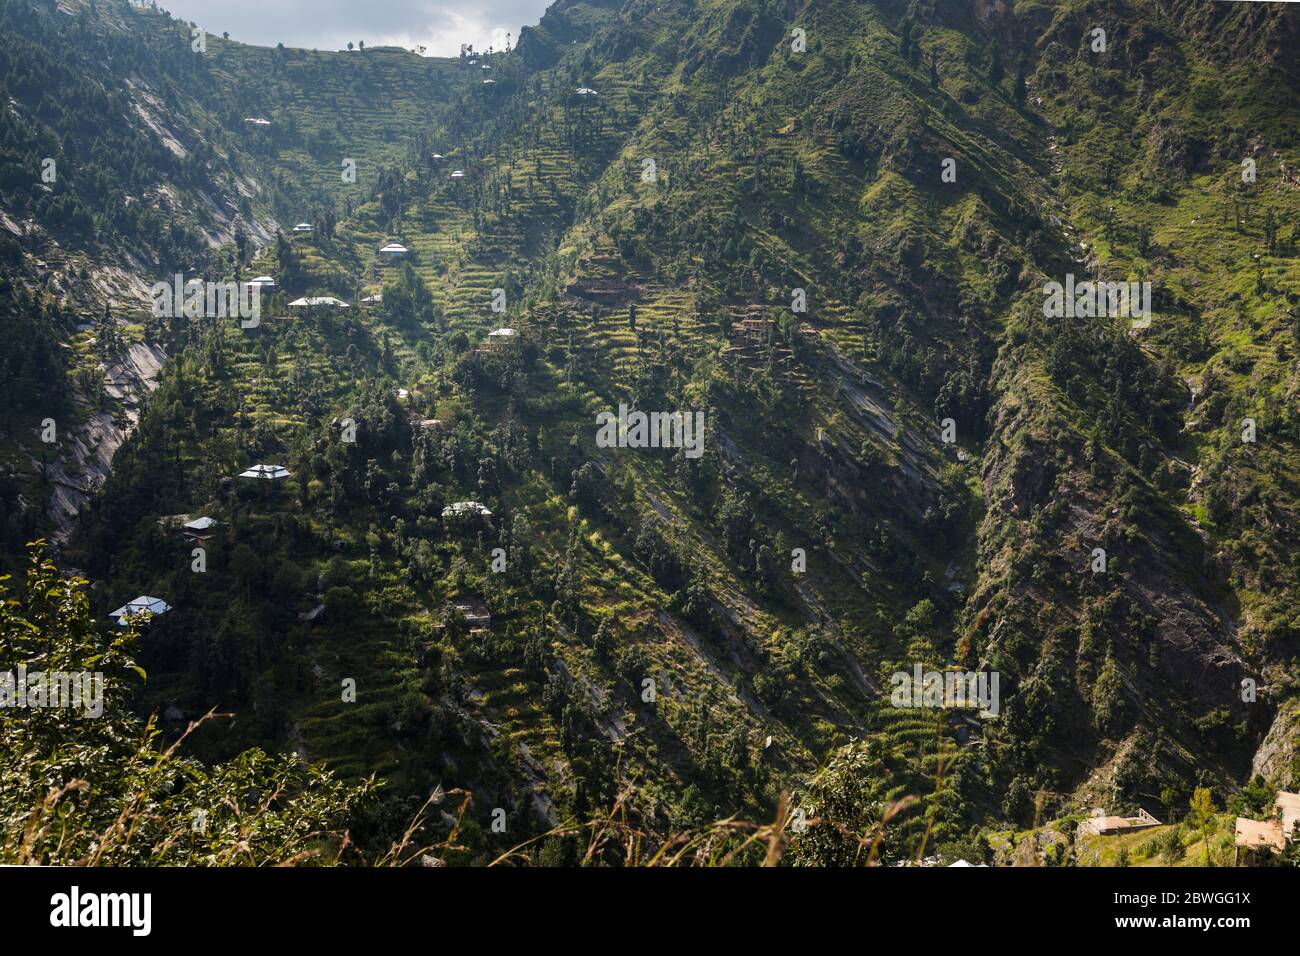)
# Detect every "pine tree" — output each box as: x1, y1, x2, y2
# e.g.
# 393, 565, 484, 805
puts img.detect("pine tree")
989, 47, 1004, 85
